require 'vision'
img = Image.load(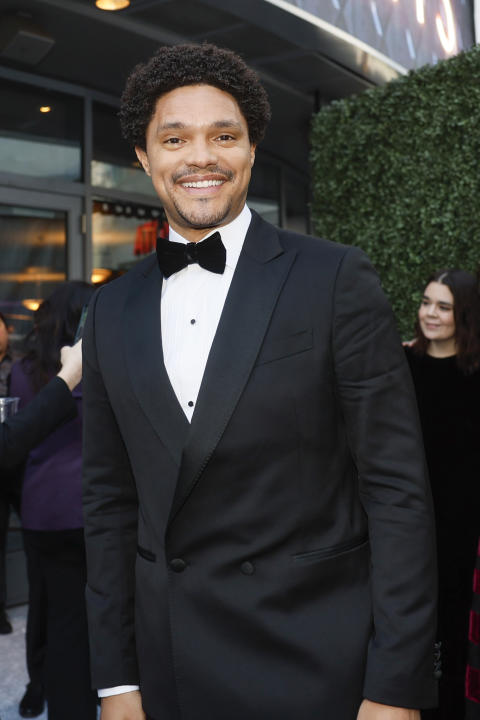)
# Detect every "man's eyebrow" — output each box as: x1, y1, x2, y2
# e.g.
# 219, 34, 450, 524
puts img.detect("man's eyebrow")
156, 119, 244, 132
211, 120, 243, 130
156, 121, 187, 132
